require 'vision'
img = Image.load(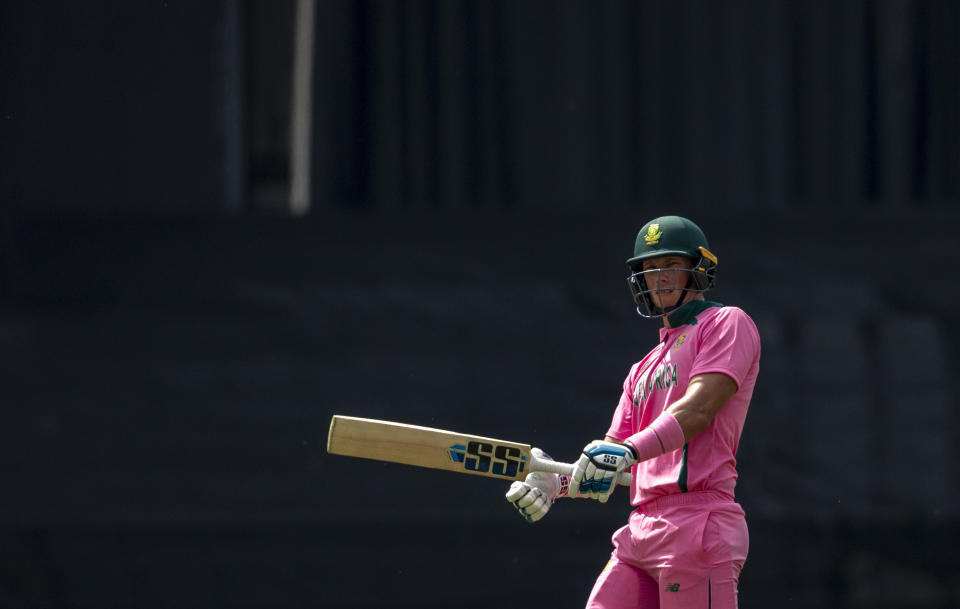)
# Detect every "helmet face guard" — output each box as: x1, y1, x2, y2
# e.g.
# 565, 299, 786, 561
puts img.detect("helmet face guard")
626, 246, 718, 318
